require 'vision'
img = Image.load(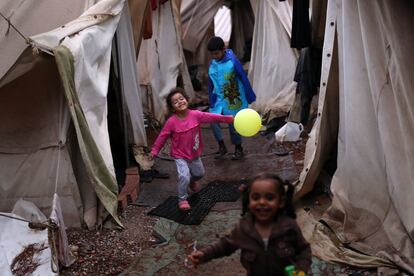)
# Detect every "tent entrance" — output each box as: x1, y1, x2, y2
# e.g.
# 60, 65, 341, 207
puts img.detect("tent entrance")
214, 5, 232, 45
107, 59, 131, 189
